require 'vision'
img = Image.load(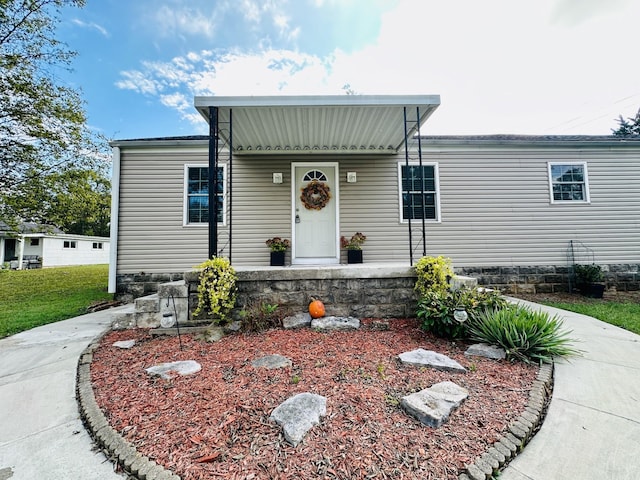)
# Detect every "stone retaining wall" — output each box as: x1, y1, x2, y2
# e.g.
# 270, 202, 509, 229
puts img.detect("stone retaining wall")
458, 264, 640, 295
184, 265, 420, 319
